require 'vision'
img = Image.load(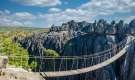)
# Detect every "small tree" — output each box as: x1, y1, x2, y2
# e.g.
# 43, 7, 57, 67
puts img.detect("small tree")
43, 49, 60, 71
1, 38, 29, 69
44, 49, 59, 57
